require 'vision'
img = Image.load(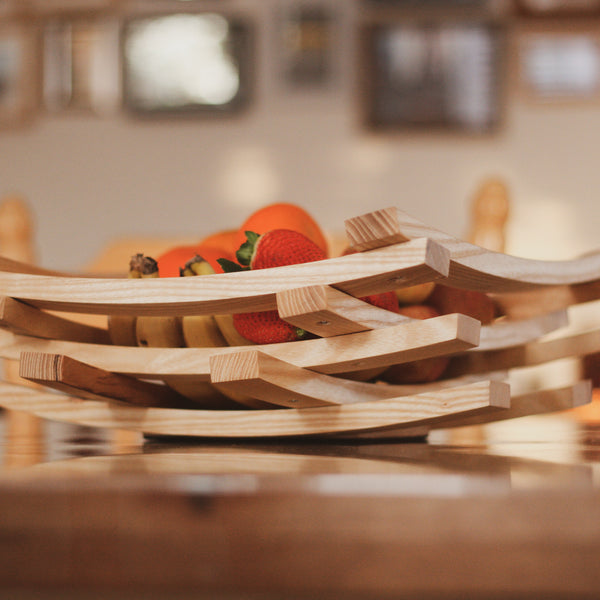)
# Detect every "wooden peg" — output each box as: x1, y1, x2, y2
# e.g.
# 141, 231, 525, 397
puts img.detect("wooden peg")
0, 194, 35, 264
468, 178, 510, 252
